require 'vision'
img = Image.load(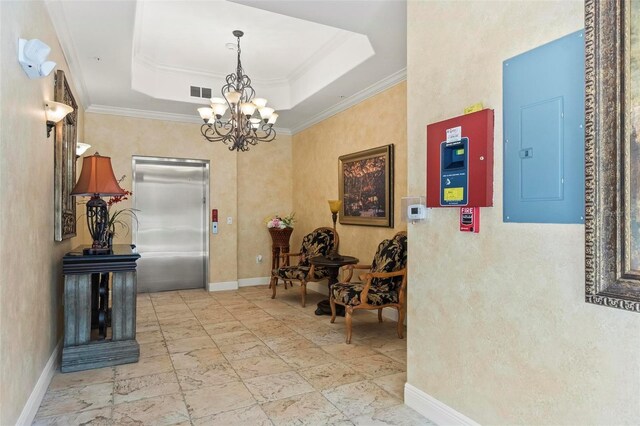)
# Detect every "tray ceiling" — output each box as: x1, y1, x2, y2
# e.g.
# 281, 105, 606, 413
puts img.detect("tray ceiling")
46, 0, 406, 133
